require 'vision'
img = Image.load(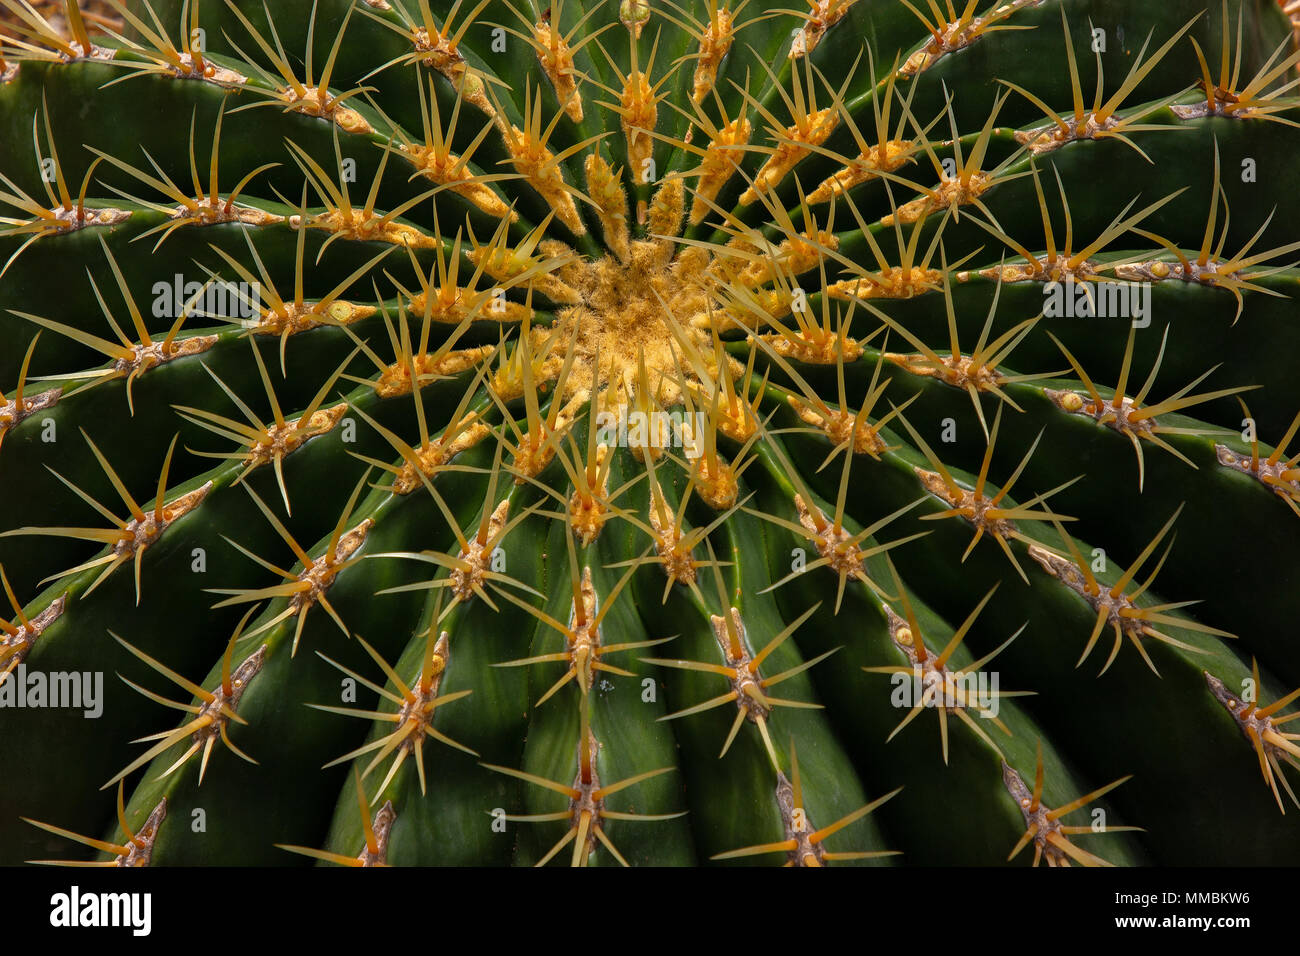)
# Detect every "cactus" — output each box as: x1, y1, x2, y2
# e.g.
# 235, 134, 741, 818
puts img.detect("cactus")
1, 0, 1299, 869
